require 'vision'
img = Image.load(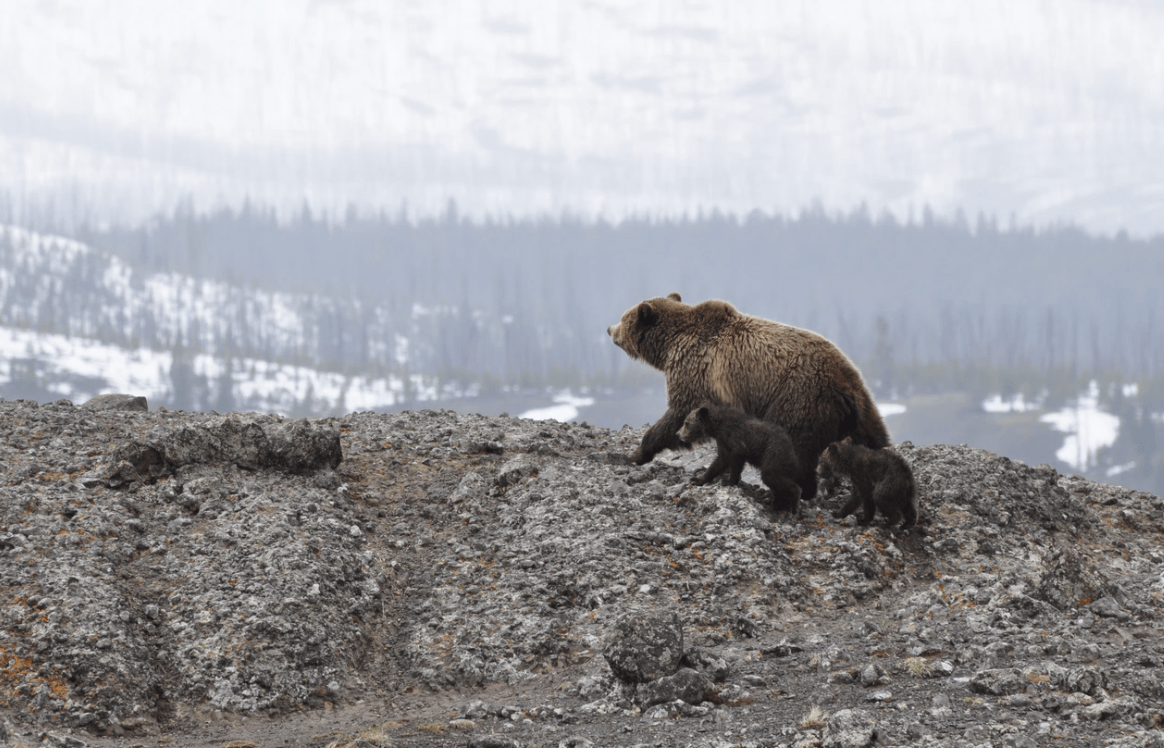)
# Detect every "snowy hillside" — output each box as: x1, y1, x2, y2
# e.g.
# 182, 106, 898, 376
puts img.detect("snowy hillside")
0, 224, 525, 380
2, 0, 1163, 233
0, 225, 489, 412
0, 324, 459, 414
